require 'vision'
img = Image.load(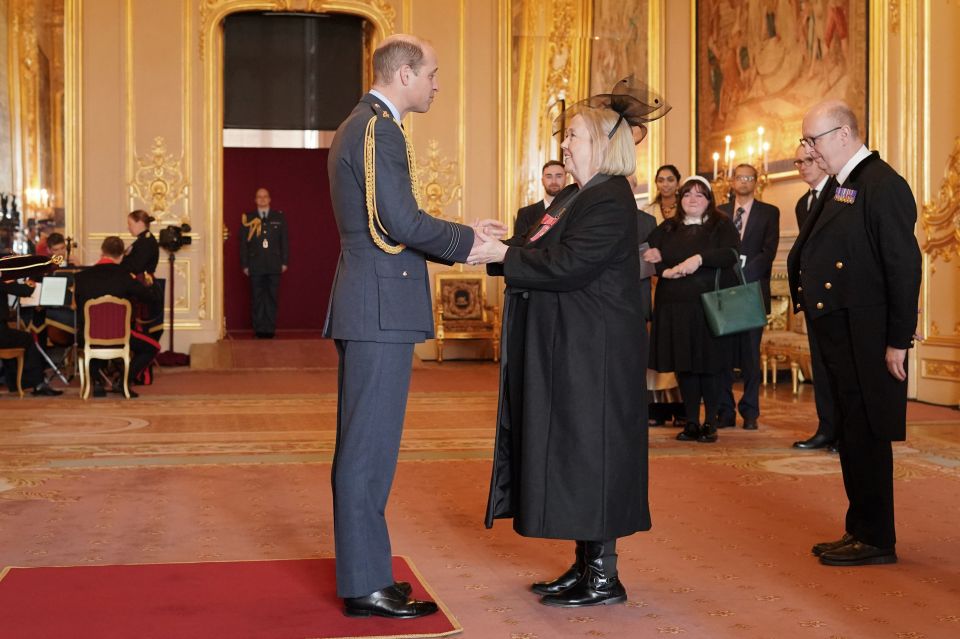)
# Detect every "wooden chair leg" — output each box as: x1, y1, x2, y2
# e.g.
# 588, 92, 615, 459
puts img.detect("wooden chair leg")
791, 360, 800, 394
83, 356, 92, 400
761, 353, 768, 385
122, 356, 131, 399
492, 338, 500, 363
770, 357, 778, 388
15, 352, 24, 398
436, 340, 444, 364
